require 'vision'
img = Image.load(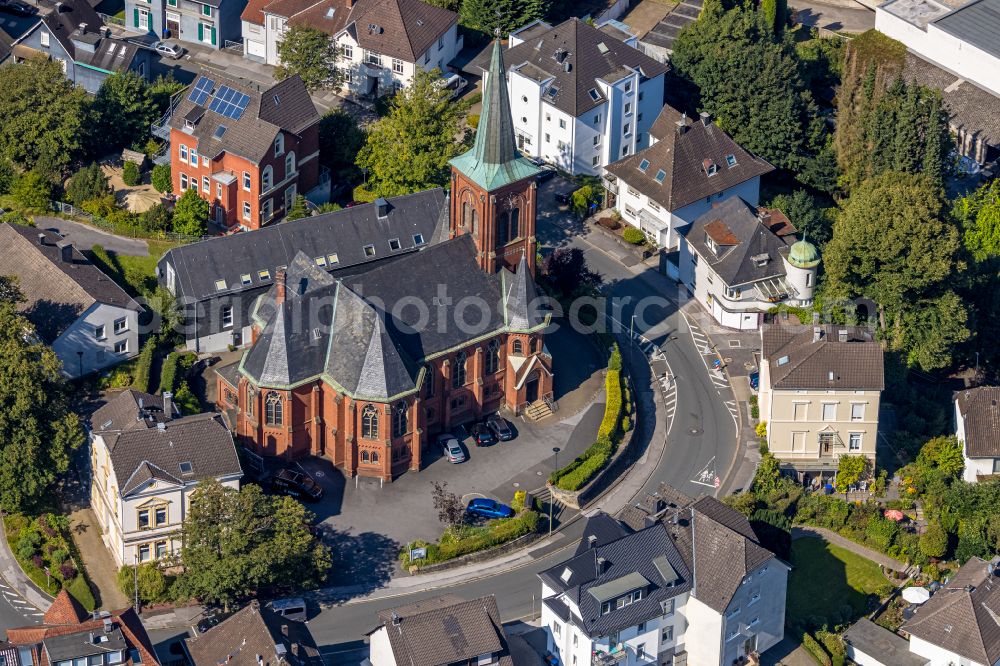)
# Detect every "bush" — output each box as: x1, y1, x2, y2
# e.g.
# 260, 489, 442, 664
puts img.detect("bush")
816, 631, 845, 666
140, 203, 172, 233
122, 161, 141, 187
608, 343, 622, 371
50, 548, 68, 566
66, 574, 96, 612
12, 171, 52, 211
173, 382, 201, 415
756, 421, 768, 439
66, 163, 110, 206
598, 370, 622, 439
800, 632, 831, 666
159, 350, 196, 393
467, 114, 480, 129
353, 185, 378, 203
132, 337, 157, 393
920, 524, 948, 559
556, 451, 611, 490
117, 563, 168, 604
0, 157, 14, 195
511, 490, 526, 513
401, 510, 540, 566
622, 227, 645, 244
151, 164, 172, 193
